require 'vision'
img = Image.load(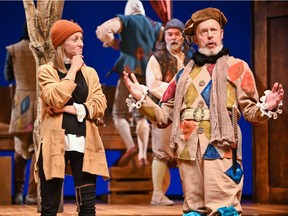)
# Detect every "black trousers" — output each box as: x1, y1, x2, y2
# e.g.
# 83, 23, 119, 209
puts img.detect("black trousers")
38, 145, 97, 216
